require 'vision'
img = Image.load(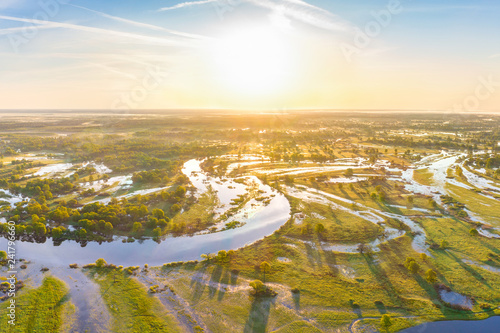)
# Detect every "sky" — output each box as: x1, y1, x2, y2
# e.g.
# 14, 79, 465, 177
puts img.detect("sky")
0, 0, 499, 111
